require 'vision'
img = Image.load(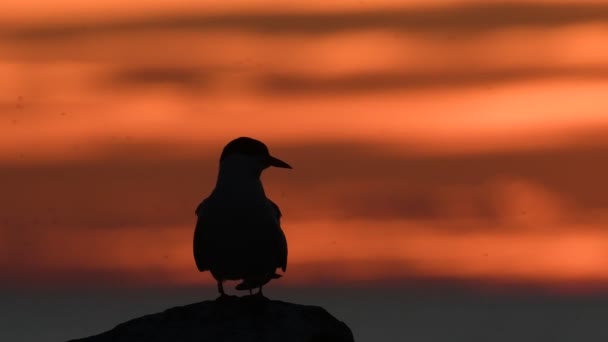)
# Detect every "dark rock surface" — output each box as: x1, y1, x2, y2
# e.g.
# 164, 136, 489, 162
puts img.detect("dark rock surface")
68, 295, 355, 342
